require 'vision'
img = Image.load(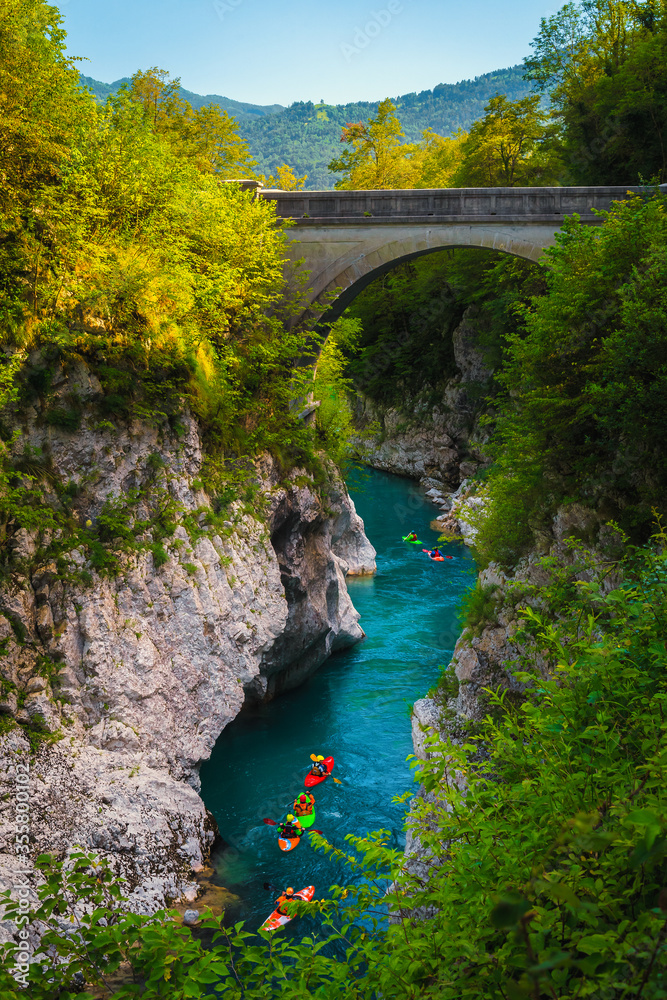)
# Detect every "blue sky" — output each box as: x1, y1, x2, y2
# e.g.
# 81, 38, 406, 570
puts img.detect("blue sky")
60, 0, 562, 106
